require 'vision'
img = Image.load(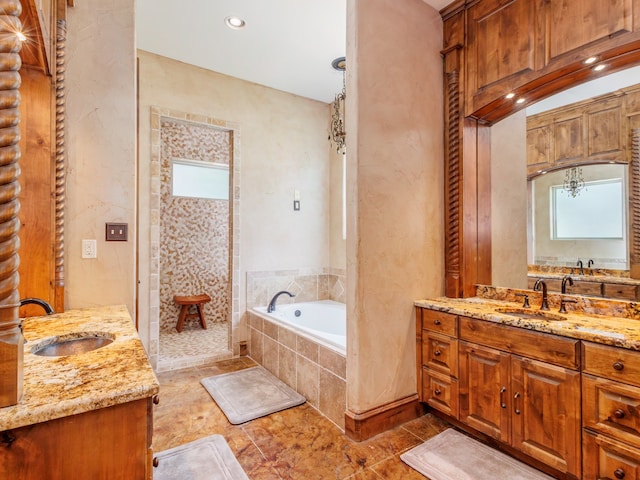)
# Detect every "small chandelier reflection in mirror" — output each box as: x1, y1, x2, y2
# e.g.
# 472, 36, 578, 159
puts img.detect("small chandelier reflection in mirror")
329, 56, 346, 154
563, 167, 586, 198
